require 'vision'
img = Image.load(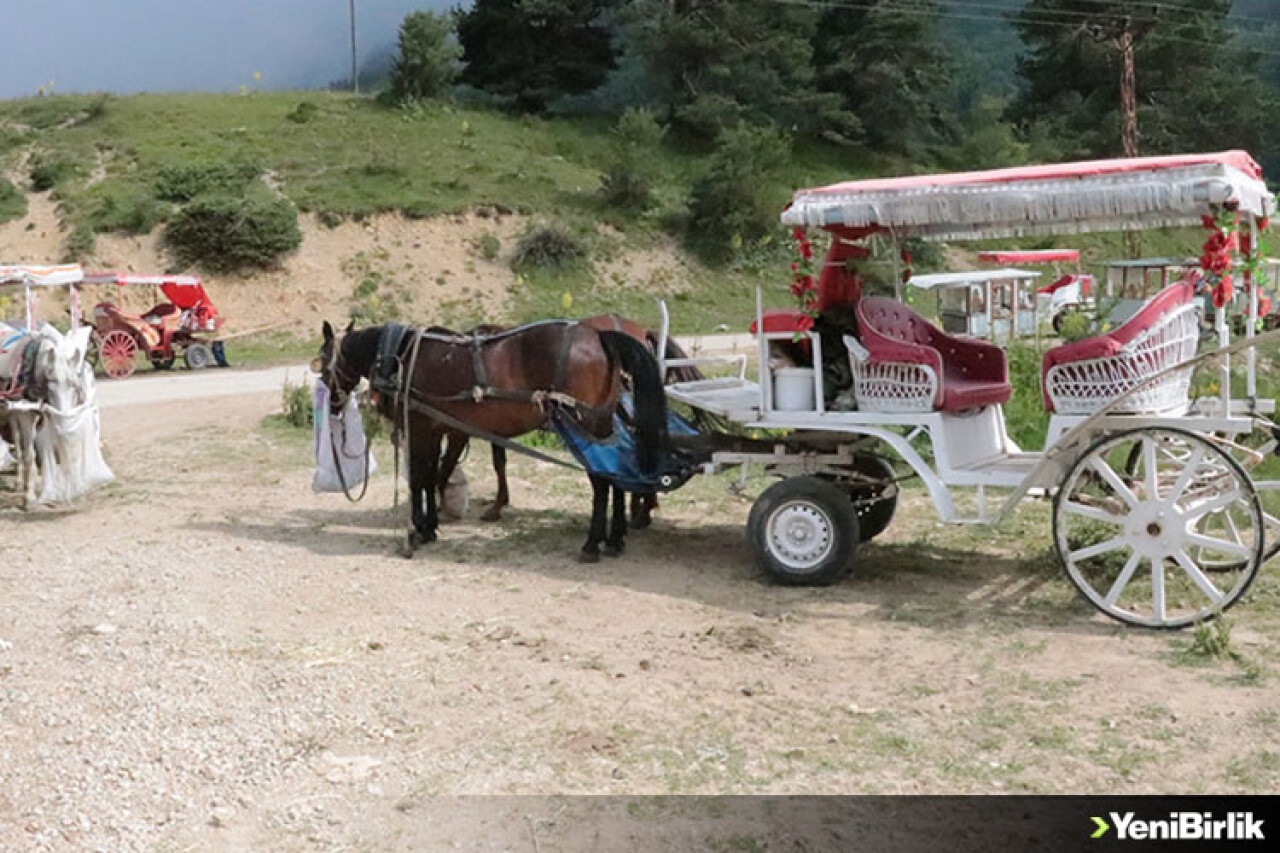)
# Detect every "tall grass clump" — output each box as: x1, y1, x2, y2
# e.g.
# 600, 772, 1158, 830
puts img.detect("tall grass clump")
512, 223, 587, 269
